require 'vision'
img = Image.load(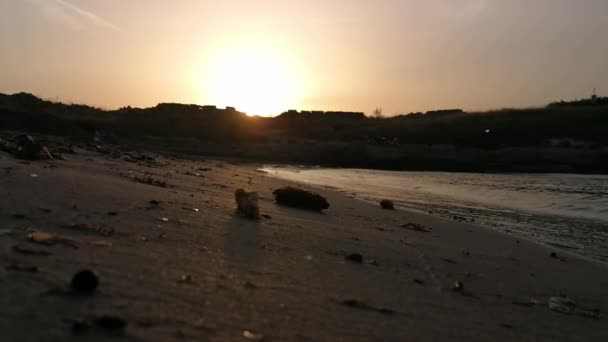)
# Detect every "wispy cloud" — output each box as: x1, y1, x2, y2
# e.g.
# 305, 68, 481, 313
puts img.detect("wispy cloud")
55, 0, 120, 31
27, 0, 120, 31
